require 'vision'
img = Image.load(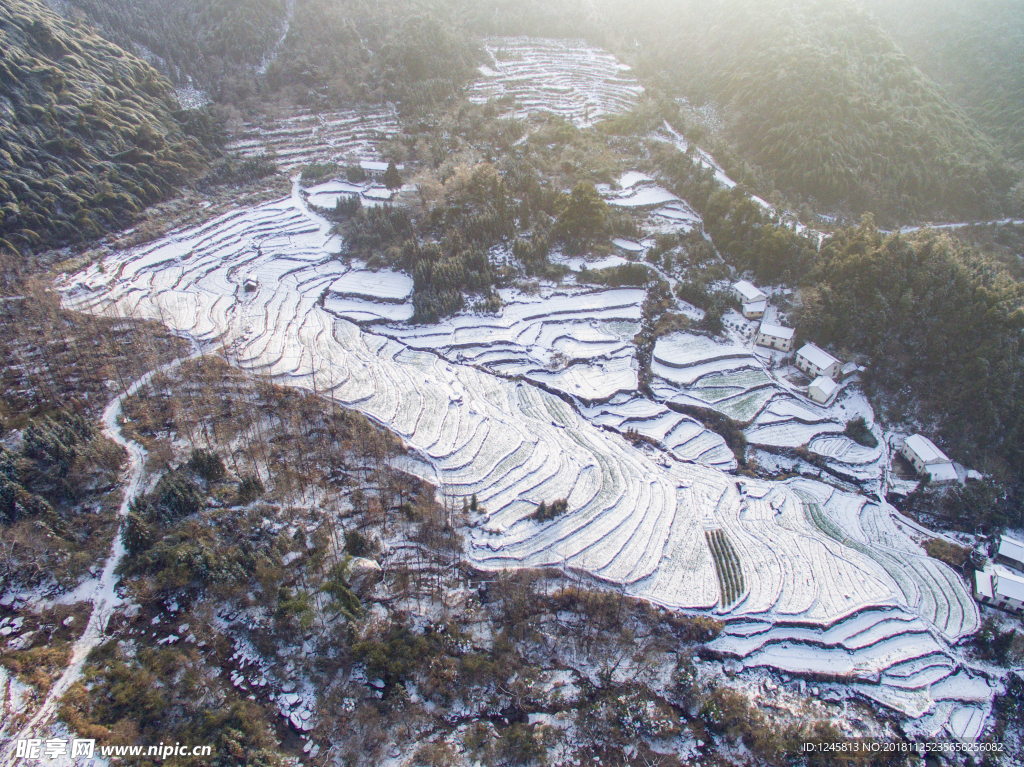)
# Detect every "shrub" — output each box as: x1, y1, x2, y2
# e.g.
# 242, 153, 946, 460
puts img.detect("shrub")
498, 723, 552, 765
187, 448, 226, 482
300, 162, 339, 184
531, 498, 568, 522
843, 417, 878, 448
236, 474, 264, 505
344, 528, 373, 557
923, 538, 970, 568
